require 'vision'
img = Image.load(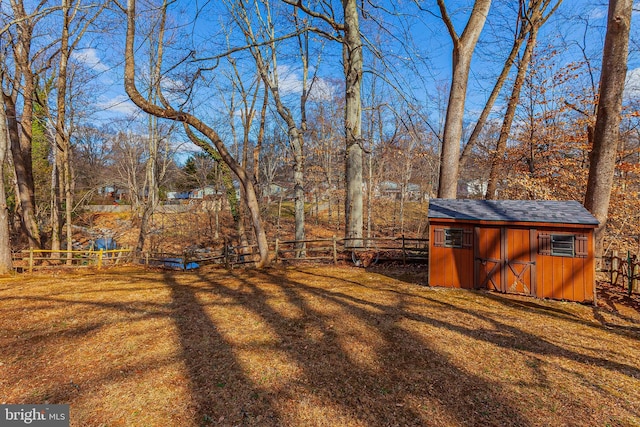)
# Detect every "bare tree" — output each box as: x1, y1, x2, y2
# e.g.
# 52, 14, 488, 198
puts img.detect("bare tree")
584, 0, 633, 256
343, 0, 364, 245
435, 0, 492, 198
0, 82, 13, 273
306, 85, 343, 226
5, 0, 45, 248
485, 0, 561, 199
459, 0, 529, 168
281, 0, 364, 245
111, 129, 145, 207
50, 0, 105, 260
124, 0, 270, 267
135, 1, 170, 253
229, 0, 318, 253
